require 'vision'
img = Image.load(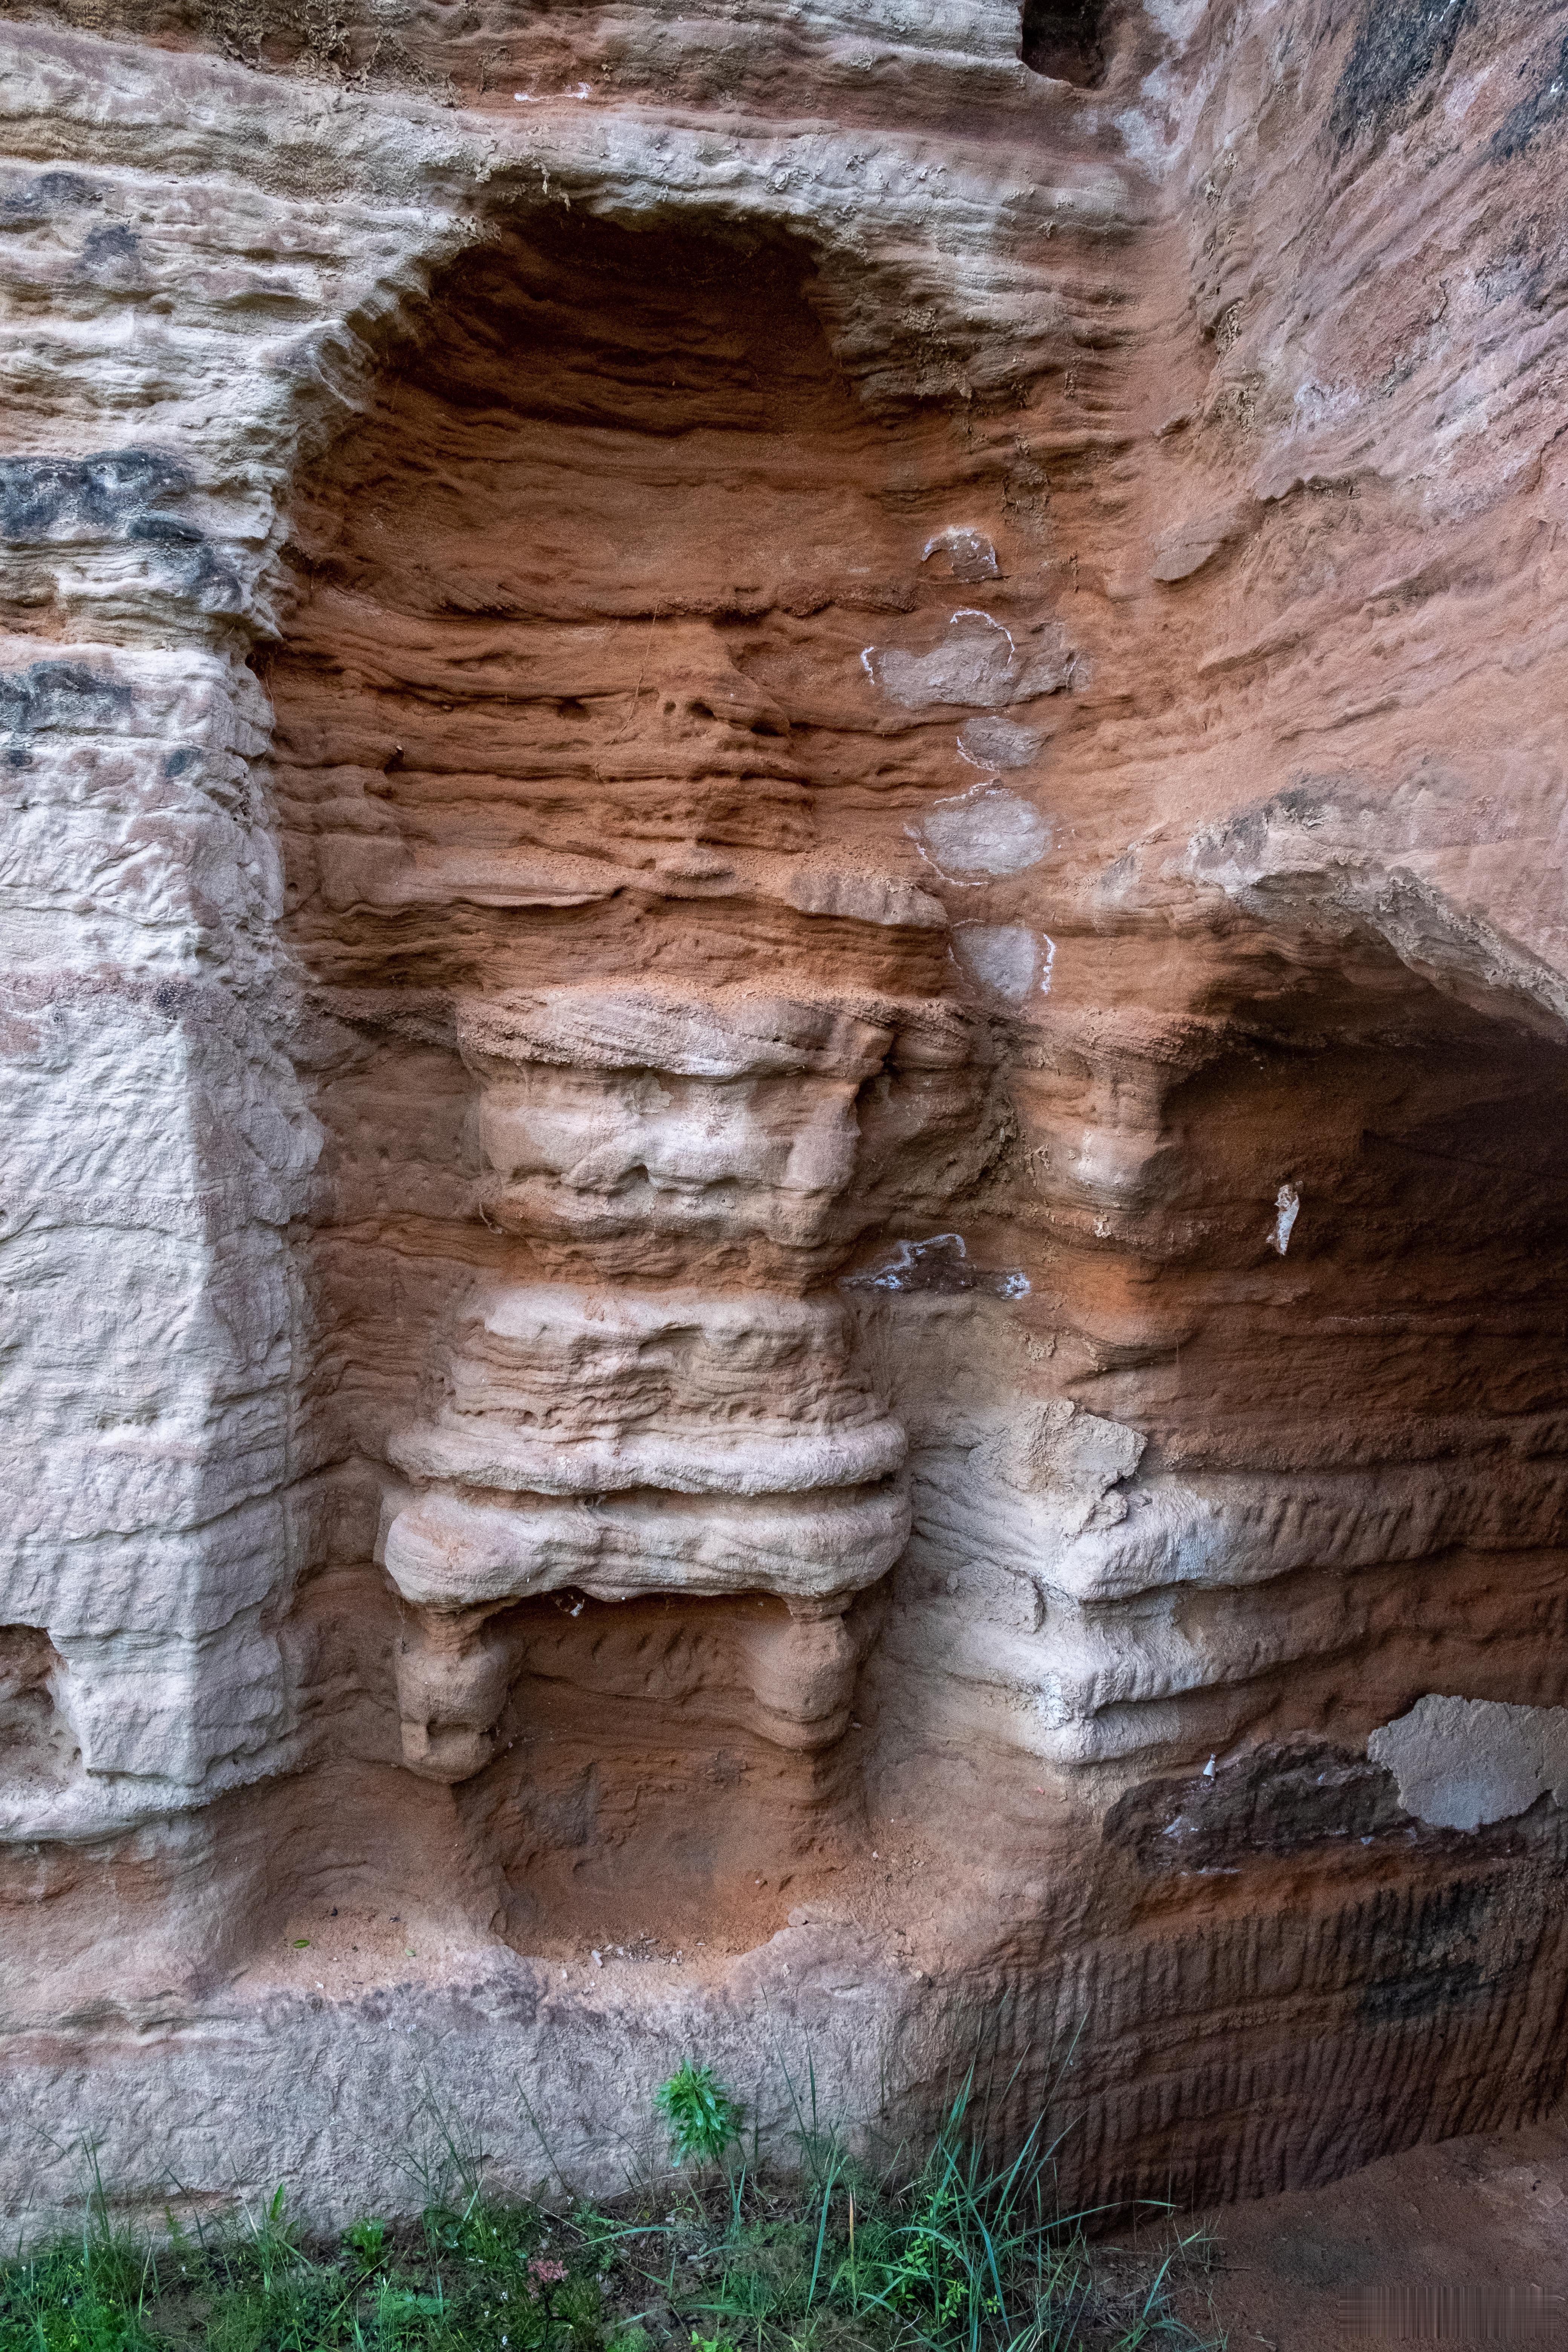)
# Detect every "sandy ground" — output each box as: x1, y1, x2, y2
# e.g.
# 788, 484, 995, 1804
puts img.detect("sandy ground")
1186, 2118, 1568, 2350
